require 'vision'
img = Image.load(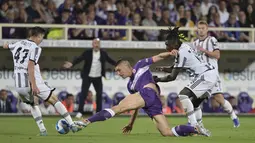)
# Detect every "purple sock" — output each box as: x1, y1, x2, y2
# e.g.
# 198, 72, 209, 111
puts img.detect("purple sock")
172, 125, 198, 136
88, 109, 115, 123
